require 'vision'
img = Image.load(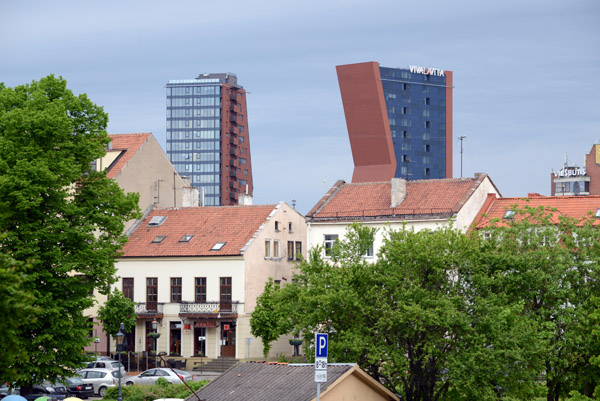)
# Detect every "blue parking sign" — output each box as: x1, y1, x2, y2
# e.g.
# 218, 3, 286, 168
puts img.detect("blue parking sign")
315, 333, 328, 358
